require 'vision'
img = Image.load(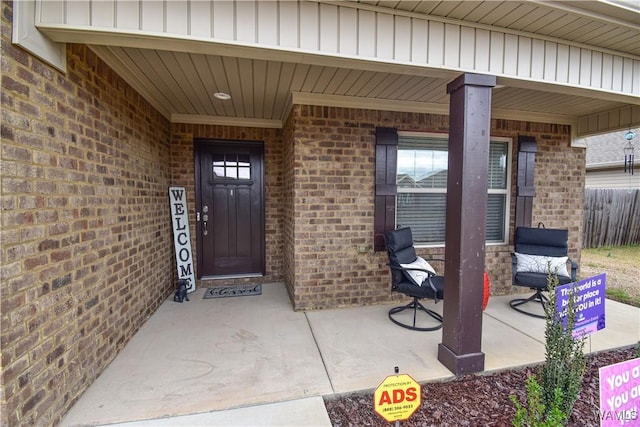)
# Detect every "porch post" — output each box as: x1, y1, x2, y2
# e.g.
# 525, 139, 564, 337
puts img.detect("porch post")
438, 73, 495, 375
